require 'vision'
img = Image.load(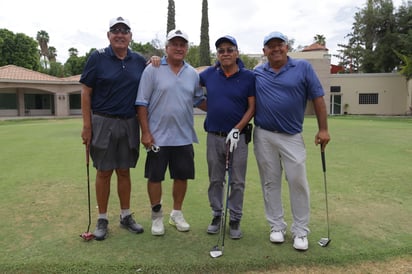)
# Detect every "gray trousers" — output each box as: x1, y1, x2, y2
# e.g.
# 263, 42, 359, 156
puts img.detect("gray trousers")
206, 133, 248, 222
253, 126, 310, 237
